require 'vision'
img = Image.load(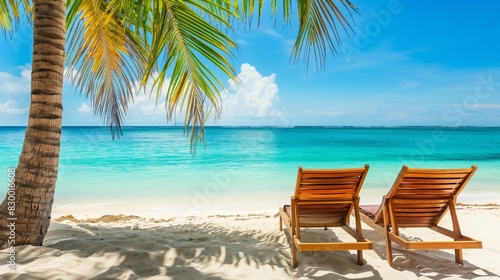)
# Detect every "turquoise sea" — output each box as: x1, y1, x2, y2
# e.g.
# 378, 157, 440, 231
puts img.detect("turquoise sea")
1, 126, 499, 215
